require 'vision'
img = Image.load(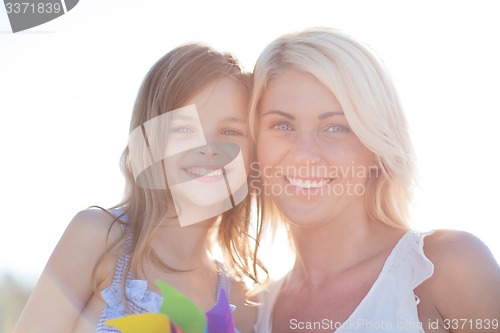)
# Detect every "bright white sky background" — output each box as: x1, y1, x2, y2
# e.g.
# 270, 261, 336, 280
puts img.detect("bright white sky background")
1, 0, 499, 287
